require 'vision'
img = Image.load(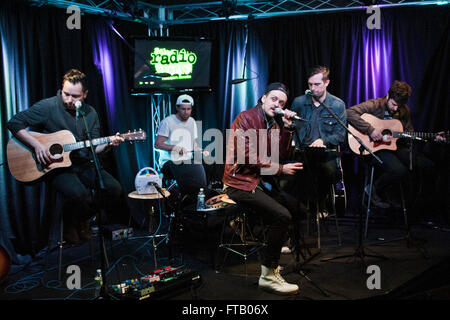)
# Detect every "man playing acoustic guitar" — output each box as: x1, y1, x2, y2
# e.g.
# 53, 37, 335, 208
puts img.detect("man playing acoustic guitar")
7, 69, 125, 244
347, 80, 444, 209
